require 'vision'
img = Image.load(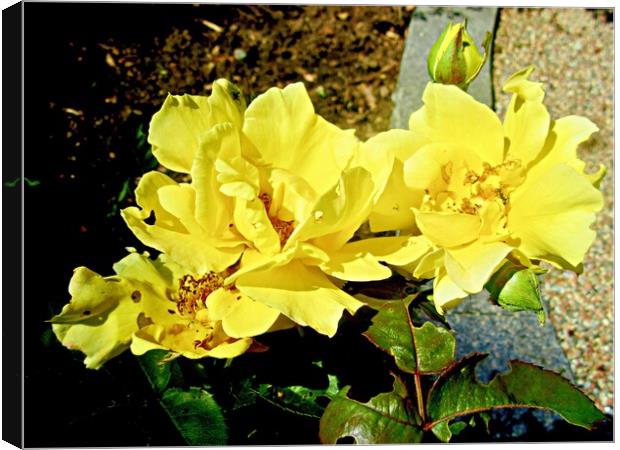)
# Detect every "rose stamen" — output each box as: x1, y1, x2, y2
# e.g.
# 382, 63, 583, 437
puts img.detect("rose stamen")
259, 192, 295, 246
